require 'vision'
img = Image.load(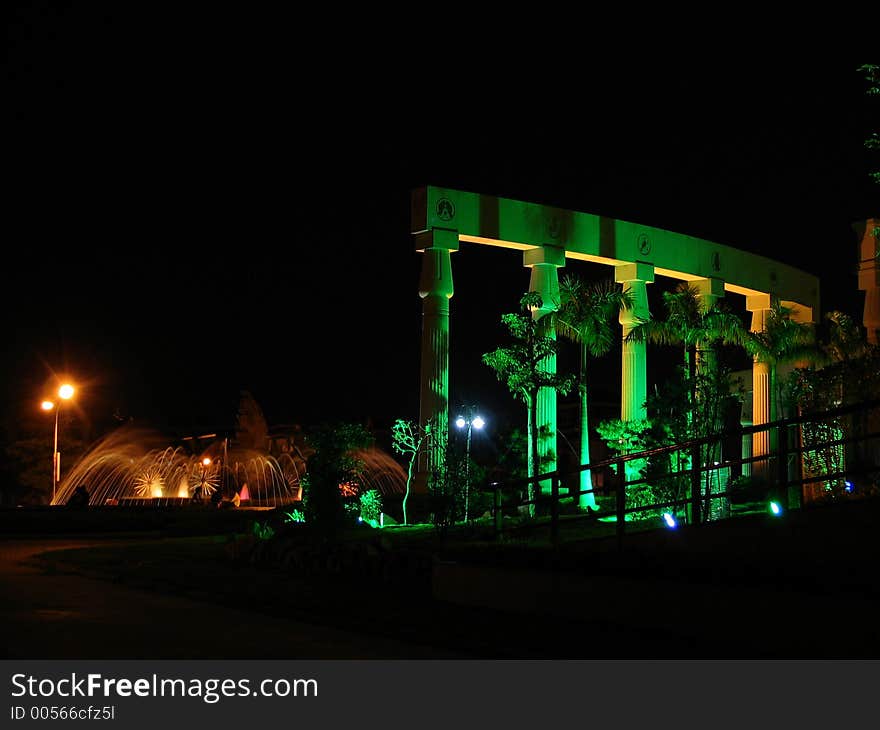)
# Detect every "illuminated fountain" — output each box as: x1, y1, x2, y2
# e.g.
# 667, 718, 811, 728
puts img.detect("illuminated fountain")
348, 447, 407, 497
51, 424, 408, 507
52, 424, 305, 507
